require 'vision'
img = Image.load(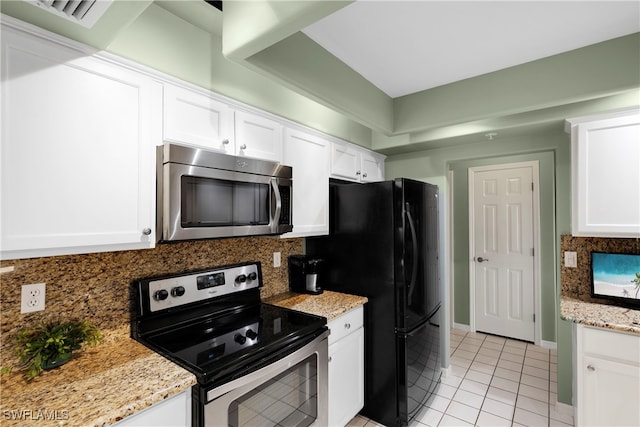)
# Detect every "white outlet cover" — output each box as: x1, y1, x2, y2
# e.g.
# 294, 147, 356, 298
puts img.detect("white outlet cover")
21, 283, 46, 313
273, 252, 281, 268
564, 251, 578, 268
